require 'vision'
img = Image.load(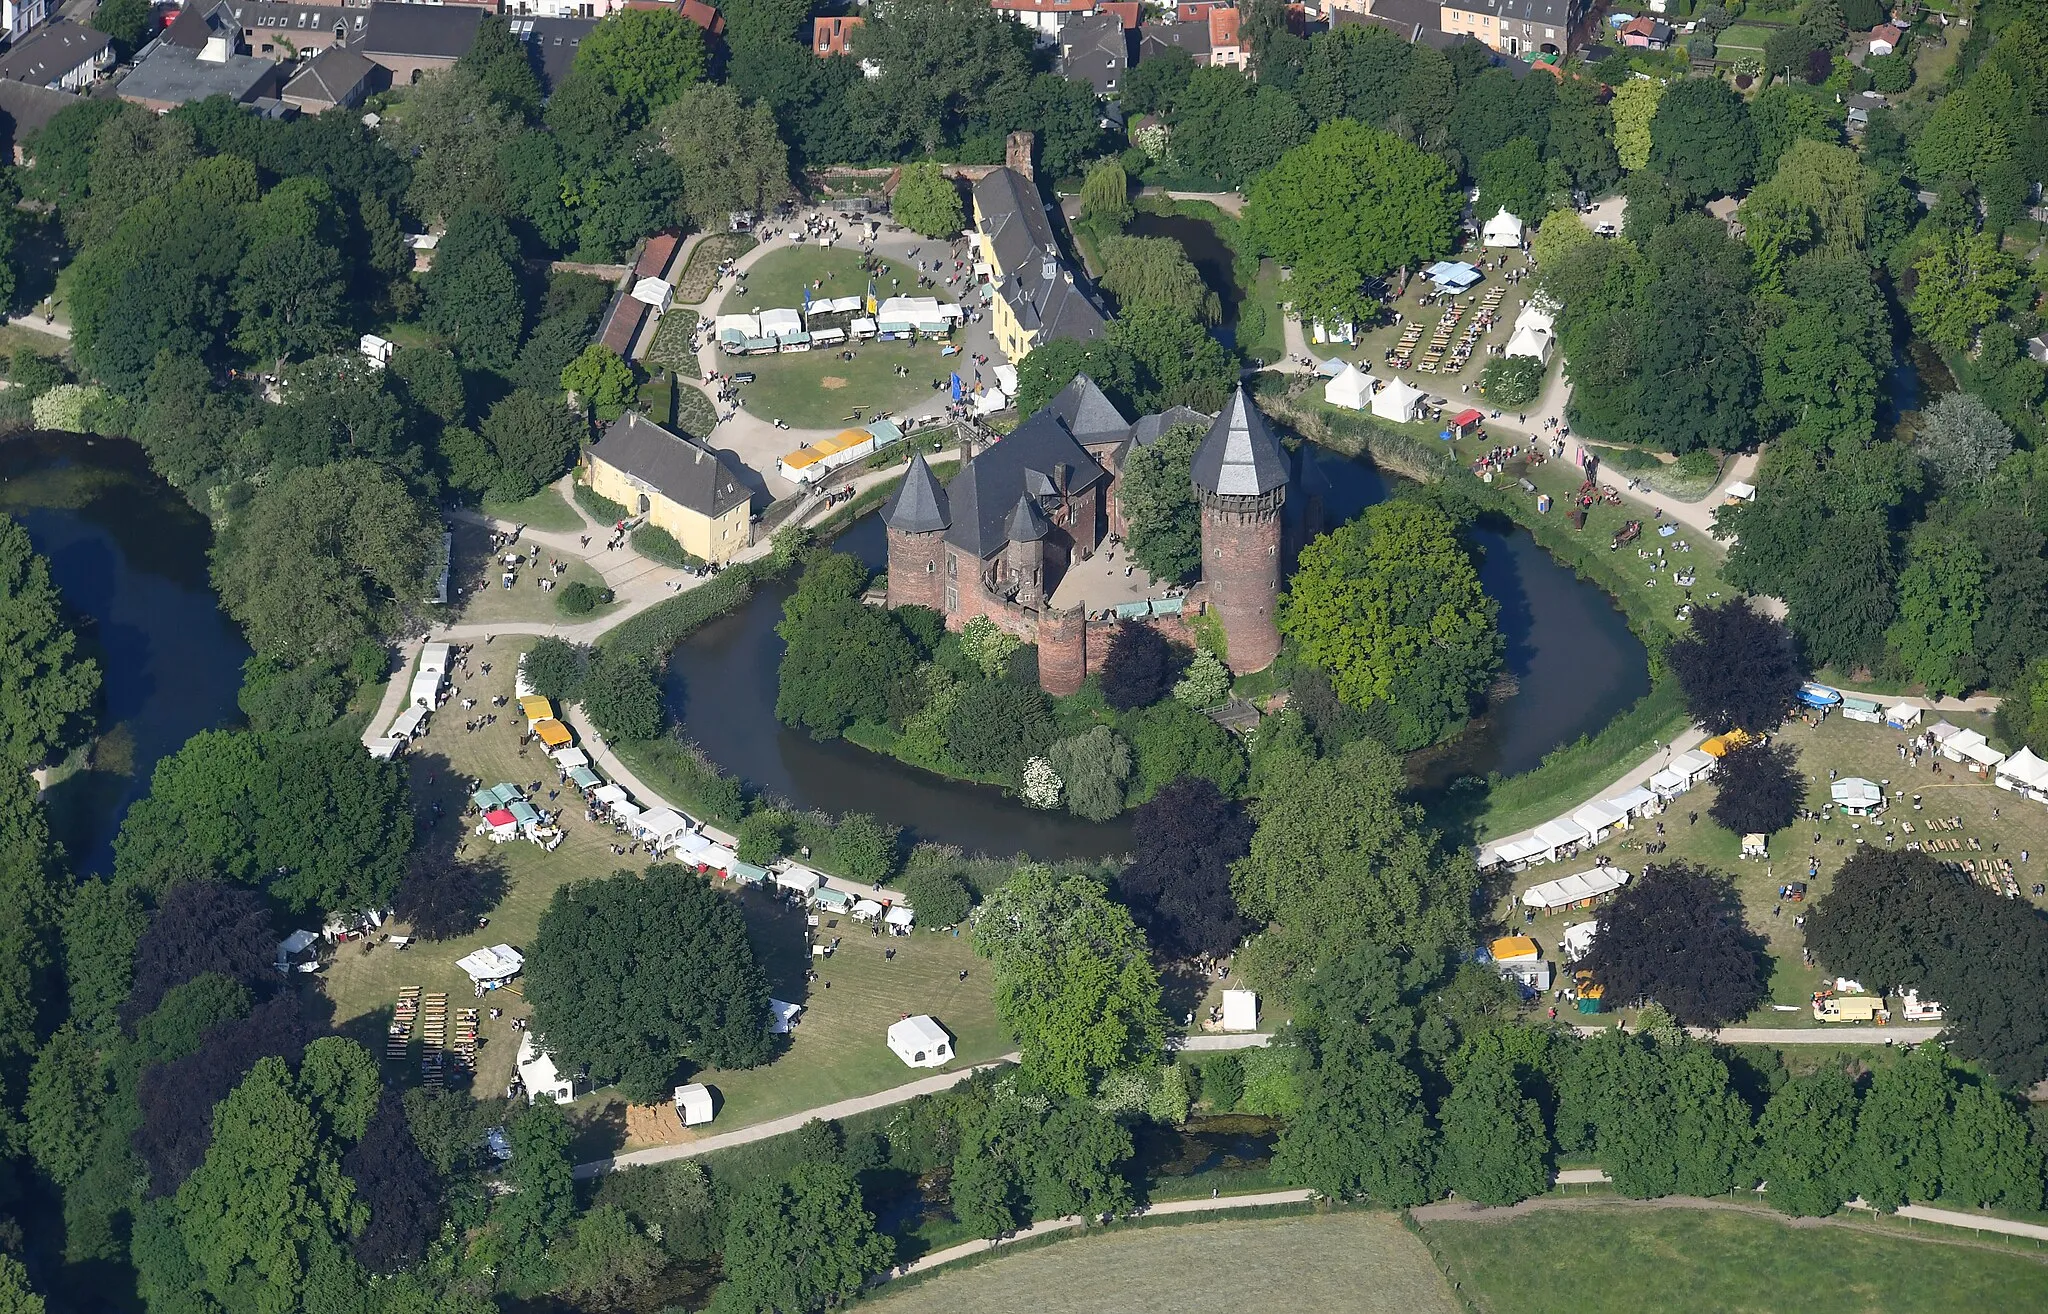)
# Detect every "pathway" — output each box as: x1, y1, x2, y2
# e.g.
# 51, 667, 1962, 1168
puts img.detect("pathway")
1174, 1033, 1274, 1051
1571, 1024, 1941, 1045
6, 314, 69, 341
572, 1054, 1021, 1178
890, 1189, 1316, 1280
